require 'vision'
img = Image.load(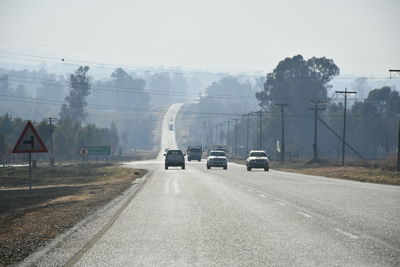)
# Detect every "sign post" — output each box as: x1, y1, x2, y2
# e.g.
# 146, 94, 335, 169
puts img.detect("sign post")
79, 146, 89, 167
12, 121, 48, 190
28, 153, 32, 190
